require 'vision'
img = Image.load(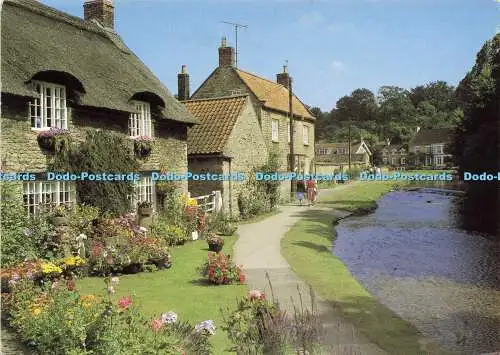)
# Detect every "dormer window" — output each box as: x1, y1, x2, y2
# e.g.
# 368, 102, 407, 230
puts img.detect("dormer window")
29, 81, 67, 129
129, 101, 152, 138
